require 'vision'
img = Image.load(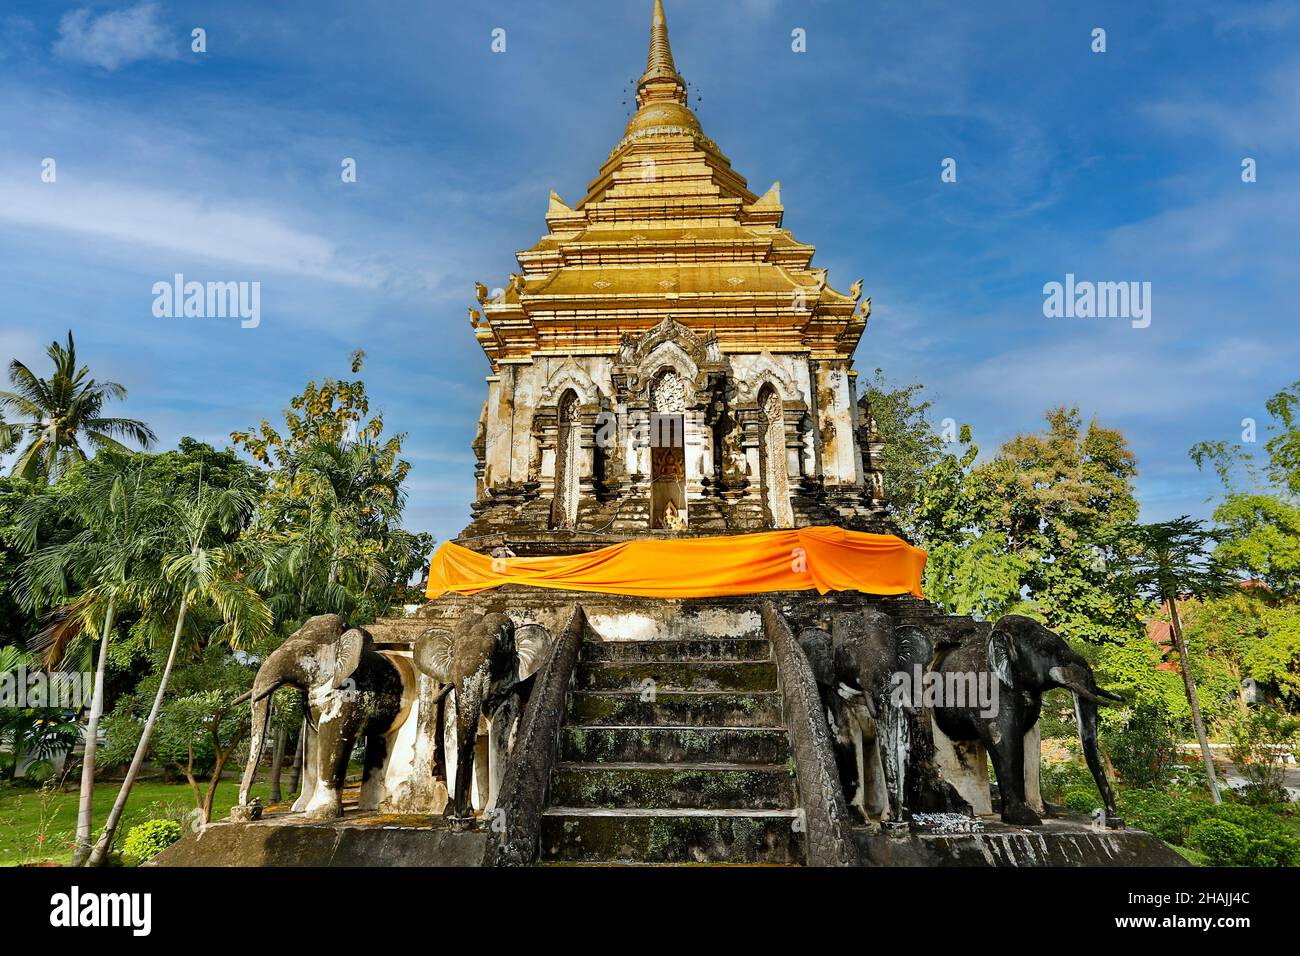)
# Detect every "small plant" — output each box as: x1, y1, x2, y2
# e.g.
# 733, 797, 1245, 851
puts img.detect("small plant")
121, 819, 183, 866
1223, 706, 1300, 804
1166, 752, 1211, 797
